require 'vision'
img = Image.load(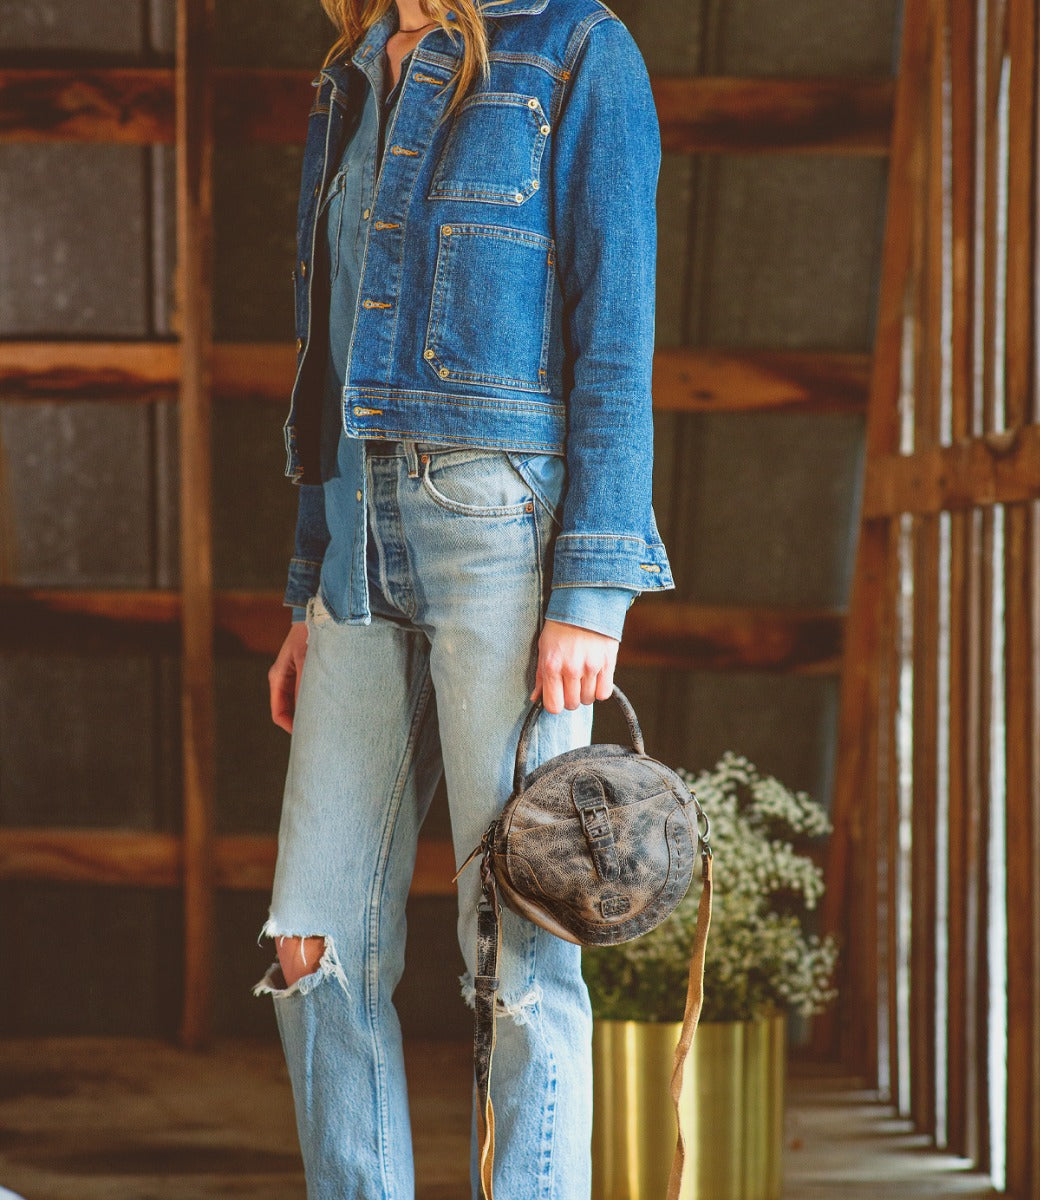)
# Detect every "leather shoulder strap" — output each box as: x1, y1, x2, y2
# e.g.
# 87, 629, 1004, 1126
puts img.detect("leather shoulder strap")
472, 846, 713, 1200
